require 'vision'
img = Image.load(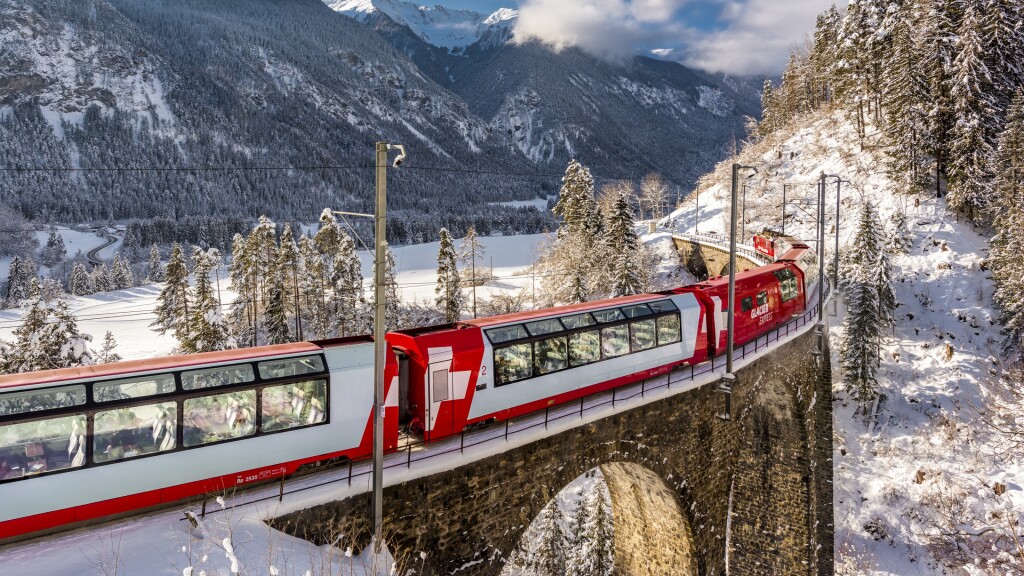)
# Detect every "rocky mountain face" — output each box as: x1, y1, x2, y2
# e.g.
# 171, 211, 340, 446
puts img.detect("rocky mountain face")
0, 0, 761, 241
